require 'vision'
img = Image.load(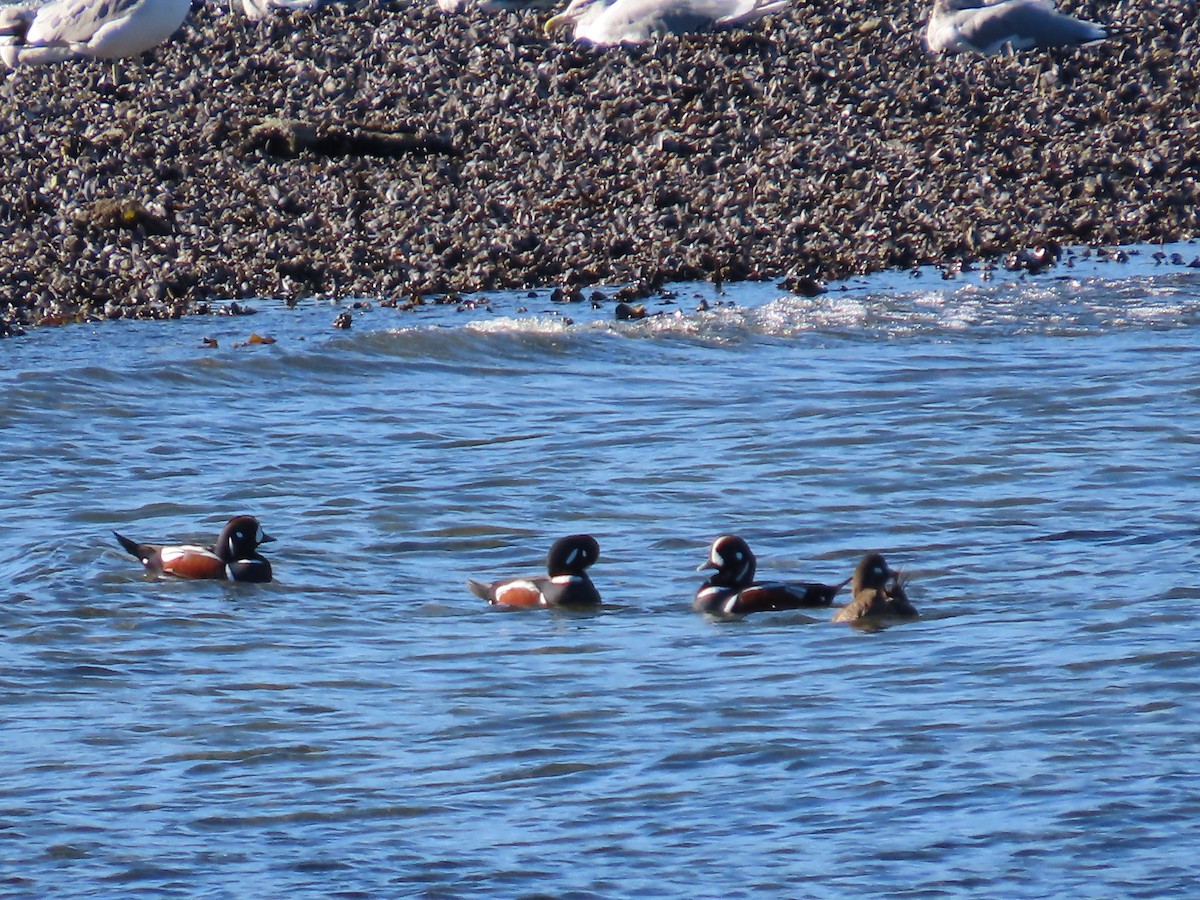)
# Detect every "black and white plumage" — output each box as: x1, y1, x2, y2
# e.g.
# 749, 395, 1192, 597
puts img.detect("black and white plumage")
693, 535, 849, 619
544, 0, 788, 45
467, 534, 602, 609
926, 0, 1117, 55
113, 514, 275, 583
0, 0, 190, 68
